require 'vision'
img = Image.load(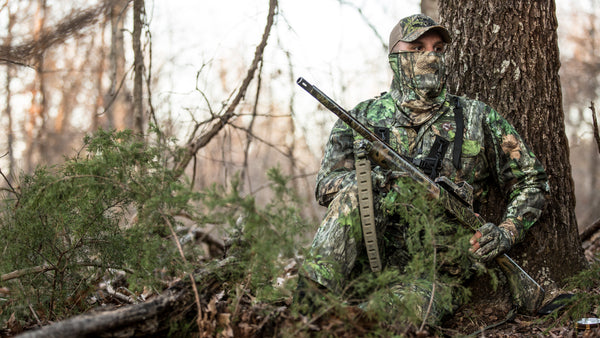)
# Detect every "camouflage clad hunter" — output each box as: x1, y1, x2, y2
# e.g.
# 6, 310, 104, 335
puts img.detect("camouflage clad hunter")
300, 14, 549, 323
